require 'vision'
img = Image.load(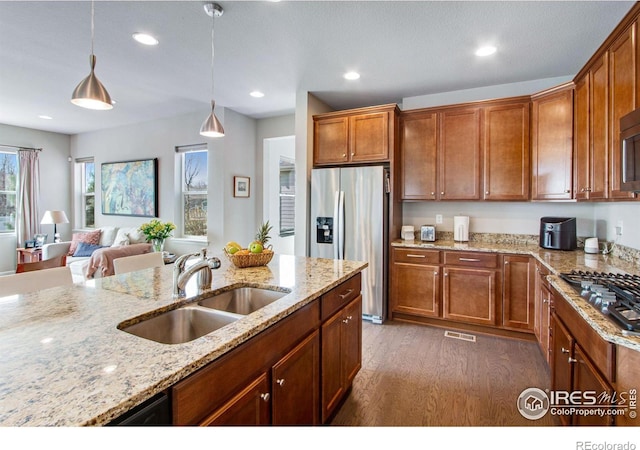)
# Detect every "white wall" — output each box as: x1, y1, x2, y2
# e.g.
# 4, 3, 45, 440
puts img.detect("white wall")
0, 123, 71, 273
402, 76, 573, 110
403, 201, 597, 238
593, 202, 640, 250
70, 107, 259, 255
295, 92, 334, 256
